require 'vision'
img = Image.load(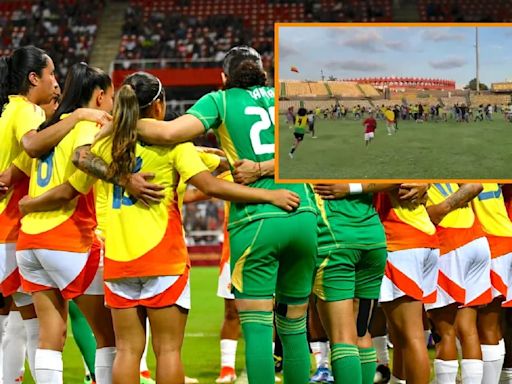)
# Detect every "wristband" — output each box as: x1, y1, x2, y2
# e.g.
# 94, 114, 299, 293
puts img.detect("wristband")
348, 183, 363, 194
